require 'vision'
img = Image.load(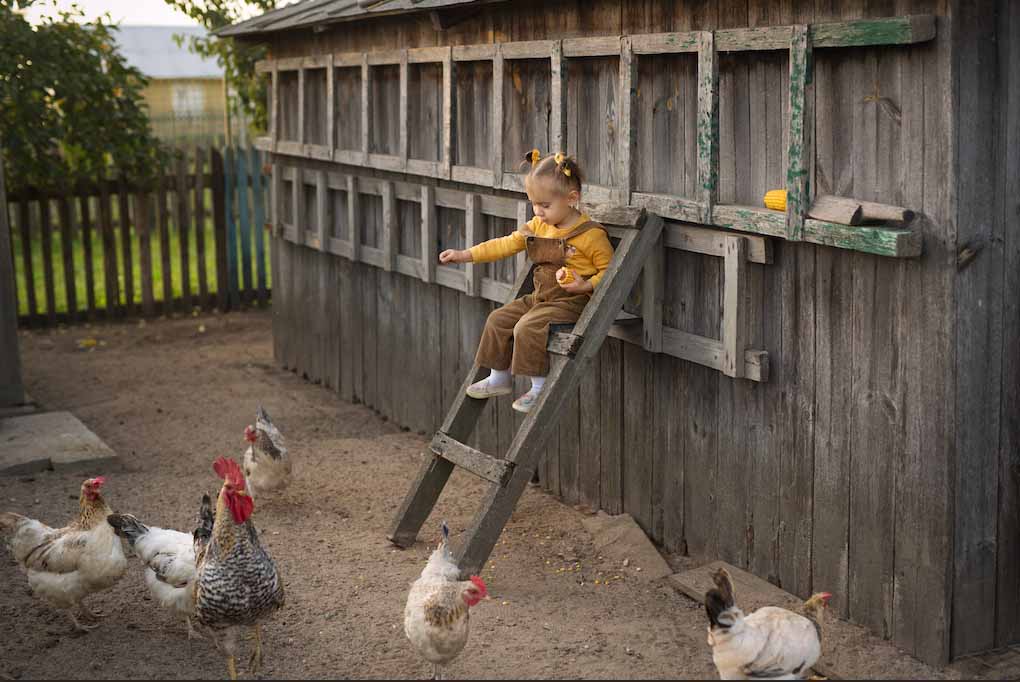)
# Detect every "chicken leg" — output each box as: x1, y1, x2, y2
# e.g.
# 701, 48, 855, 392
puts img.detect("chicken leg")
249, 623, 263, 673
226, 656, 237, 681
68, 610, 99, 633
